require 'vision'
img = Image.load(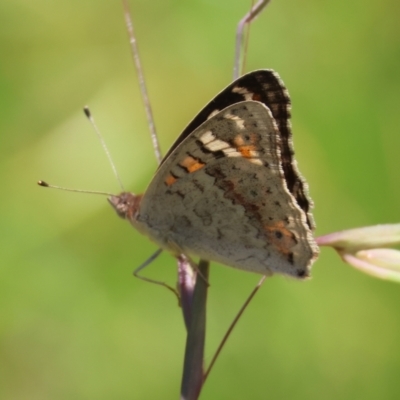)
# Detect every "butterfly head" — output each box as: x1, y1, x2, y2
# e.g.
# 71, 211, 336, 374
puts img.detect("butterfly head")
108, 192, 142, 221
